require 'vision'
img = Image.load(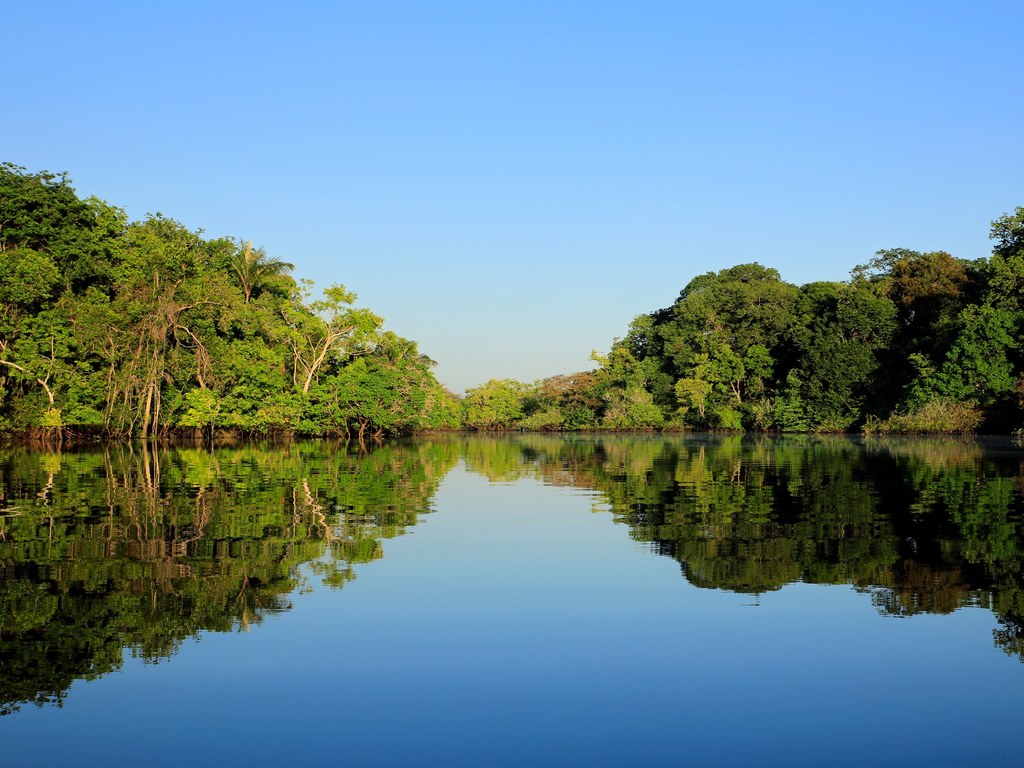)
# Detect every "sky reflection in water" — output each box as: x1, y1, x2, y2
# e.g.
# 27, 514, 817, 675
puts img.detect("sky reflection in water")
1, 435, 1023, 766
